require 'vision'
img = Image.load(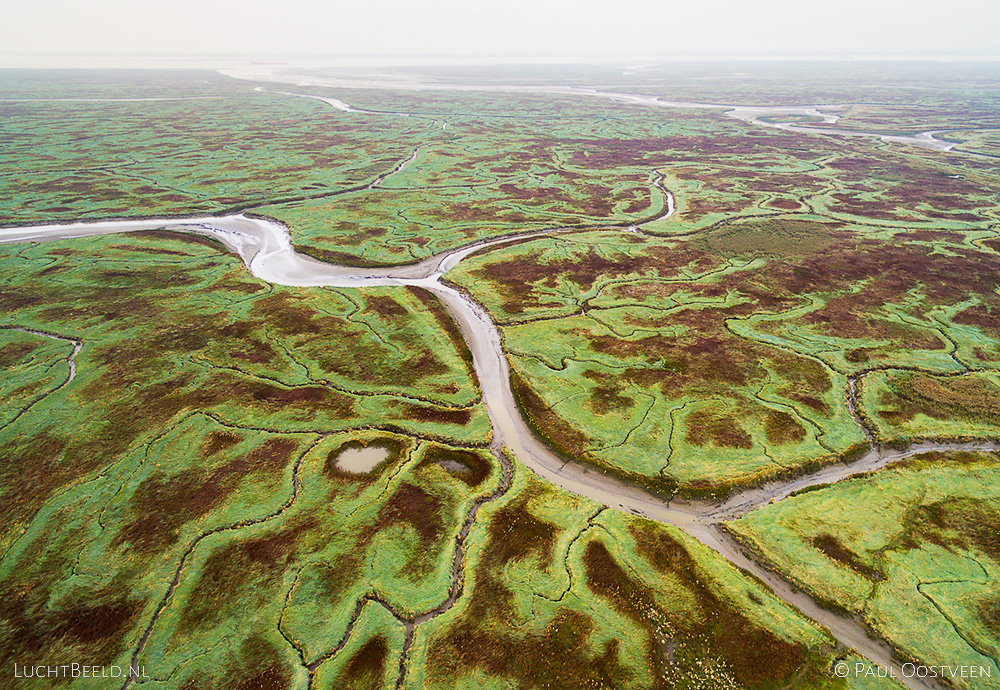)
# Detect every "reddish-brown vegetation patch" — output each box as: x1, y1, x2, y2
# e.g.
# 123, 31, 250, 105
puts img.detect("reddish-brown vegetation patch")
767, 198, 803, 210
249, 293, 326, 336
114, 438, 300, 554
978, 597, 1000, 638
591, 331, 760, 391
0, 431, 72, 538
628, 522, 808, 686
812, 534, 883, 580
179, 518, 316, 632
955, 304, 1000, 338
427, 501, 625, 687
829, 192, 907, 220
195, 635, 293, 690
429, 593, 626, 688
229, 379, 354, 416
764, 410, 807, 445
805, 305, 944, 350
314, 555, 363, 604
846, 347, 873, 363
421, 445, 491, 487
583, 369, 635, 415
340, 635, 389, 688
0, 570, 142, 668
202, 430, 242, 457
685, 408, 753, 449
484, 495, 558, 568
219, 320, 278, 364
365, 294, 410, 319
362, 482, 451, 576
51, 595, 142, 648
0, 341, 37, 367
879, 372, 1000, 427
897, 497, 1000, 563
400, 402, 472, 426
